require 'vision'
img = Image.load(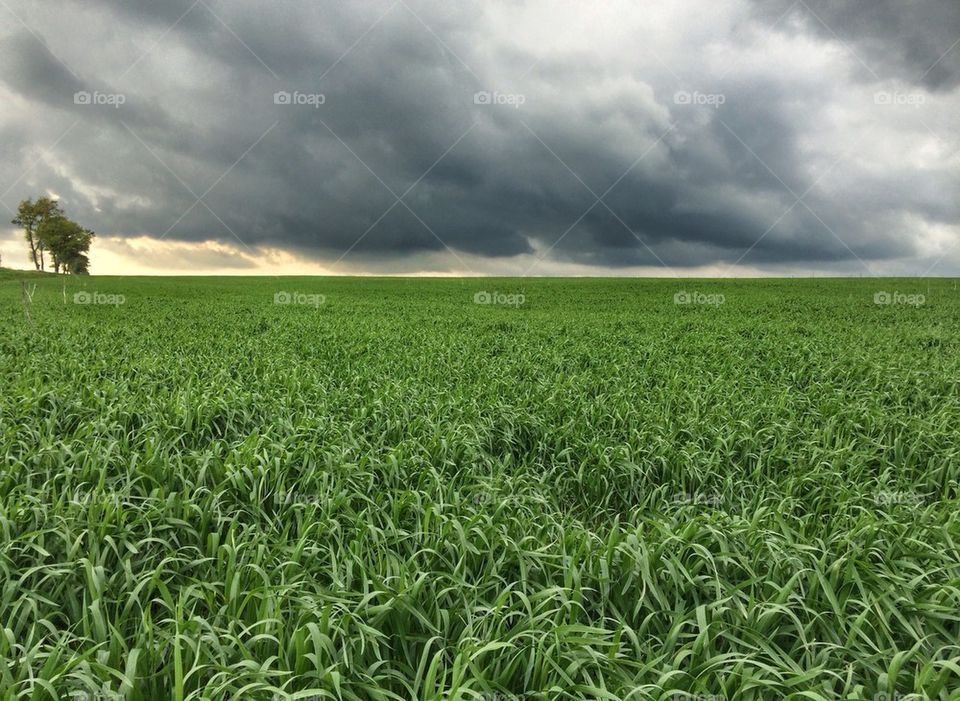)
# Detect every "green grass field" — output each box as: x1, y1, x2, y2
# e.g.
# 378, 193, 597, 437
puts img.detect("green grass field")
2, 272, 959, 700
